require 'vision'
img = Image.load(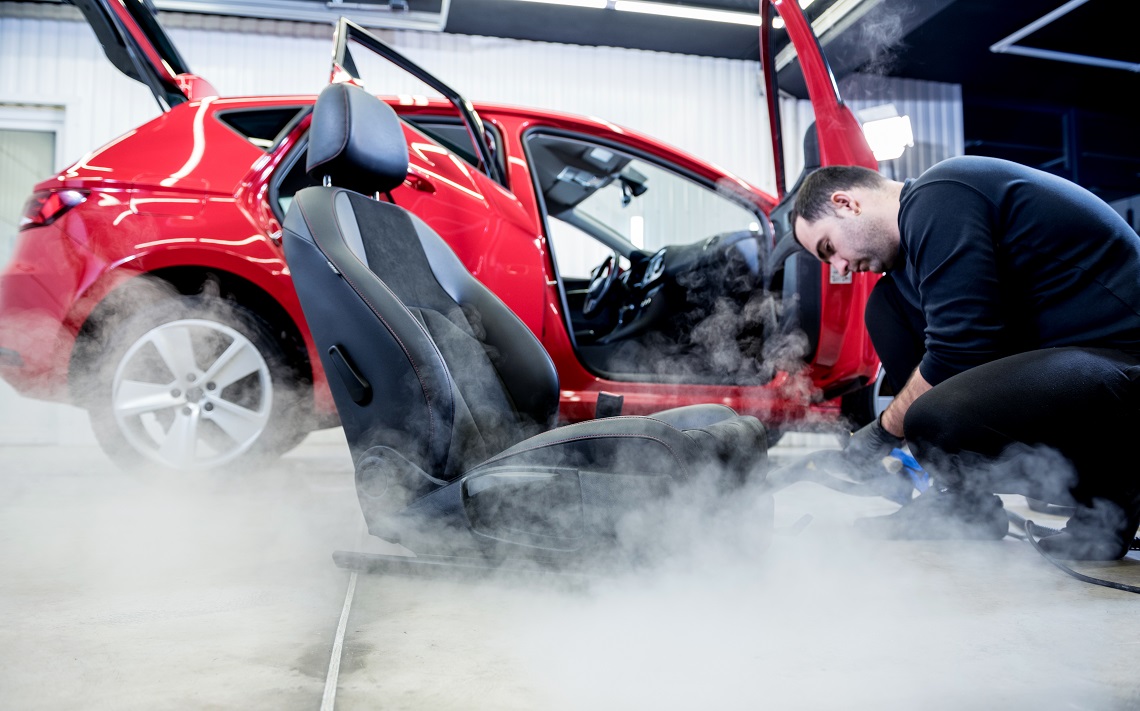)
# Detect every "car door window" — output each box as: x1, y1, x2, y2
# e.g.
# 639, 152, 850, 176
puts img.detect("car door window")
272, 144, 319, 218
271, 117, 506, 220
402, 117, 506, 180
526, 133, 761, 278
217, 106, 306, 150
